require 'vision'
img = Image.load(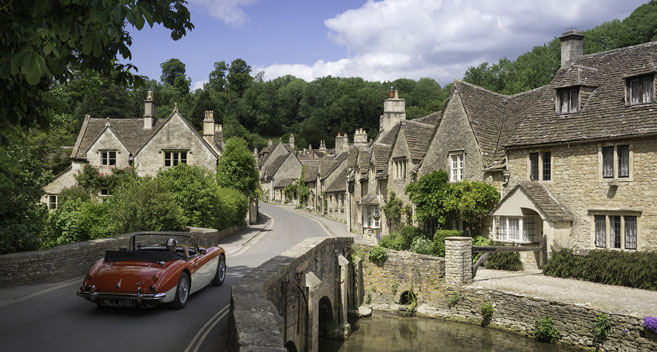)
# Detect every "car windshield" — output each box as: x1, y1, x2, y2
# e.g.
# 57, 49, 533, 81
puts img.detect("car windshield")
131, 233, 199, 258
